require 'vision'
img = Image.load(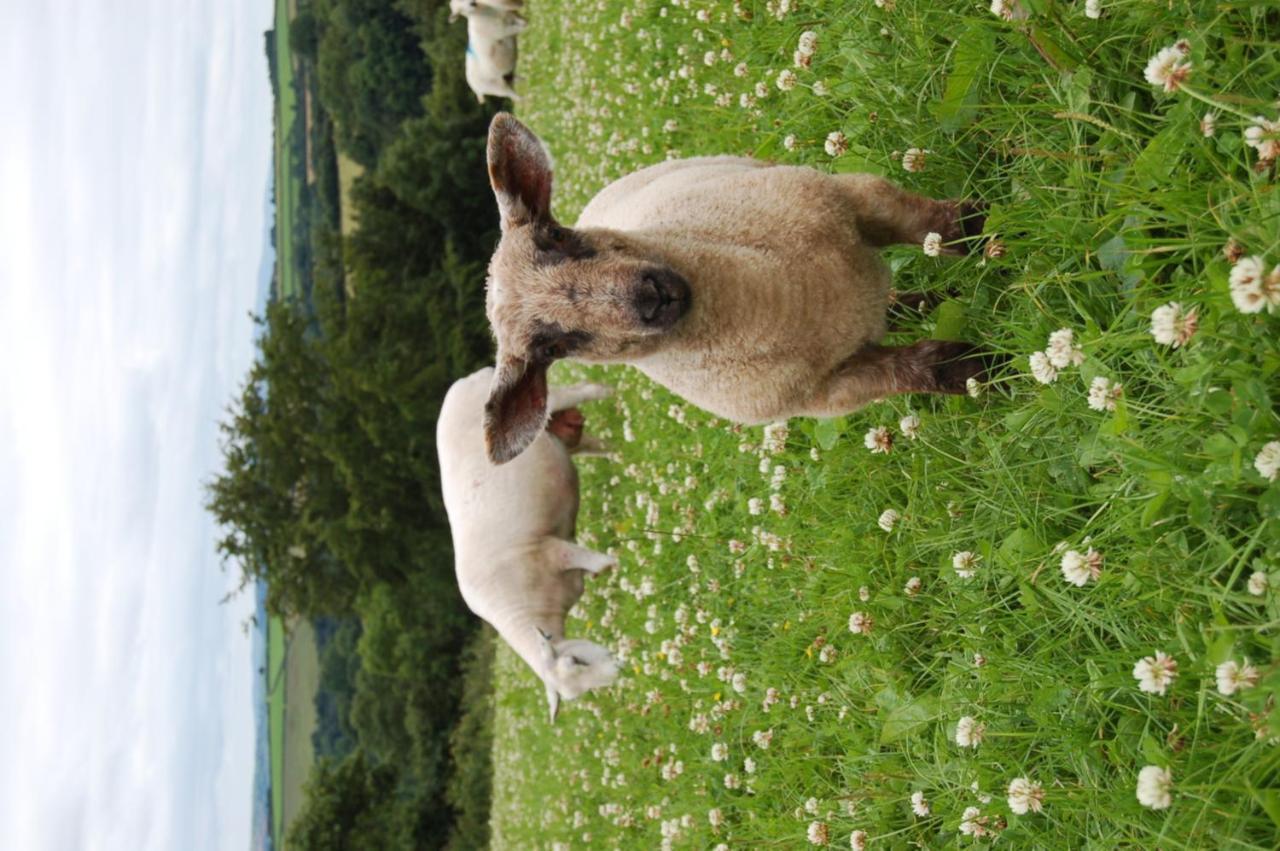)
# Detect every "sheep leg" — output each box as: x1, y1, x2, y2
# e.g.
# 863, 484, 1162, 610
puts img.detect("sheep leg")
547, 382, 612, 413
802, 340, 990, 416
545, 539, 617, 575
568, 434, 610, 457
836, 174, 986, 255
